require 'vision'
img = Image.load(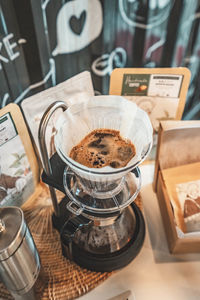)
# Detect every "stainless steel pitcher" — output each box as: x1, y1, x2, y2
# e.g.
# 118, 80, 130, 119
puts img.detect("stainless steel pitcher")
0, 206, 40, 299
